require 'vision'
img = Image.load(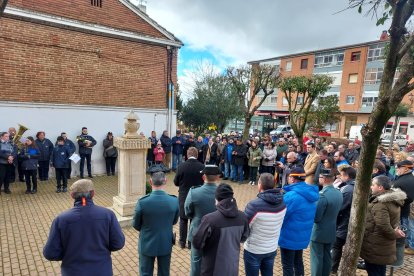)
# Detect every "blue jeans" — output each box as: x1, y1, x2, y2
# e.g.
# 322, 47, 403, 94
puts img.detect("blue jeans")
401, 216, 414, 248
231, 164, 237, 180
172, 153, 183, 170
244, 249, 277, 276
235, 164, 244, 182
280, 247, 304, 276
224, 161, 232, 178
